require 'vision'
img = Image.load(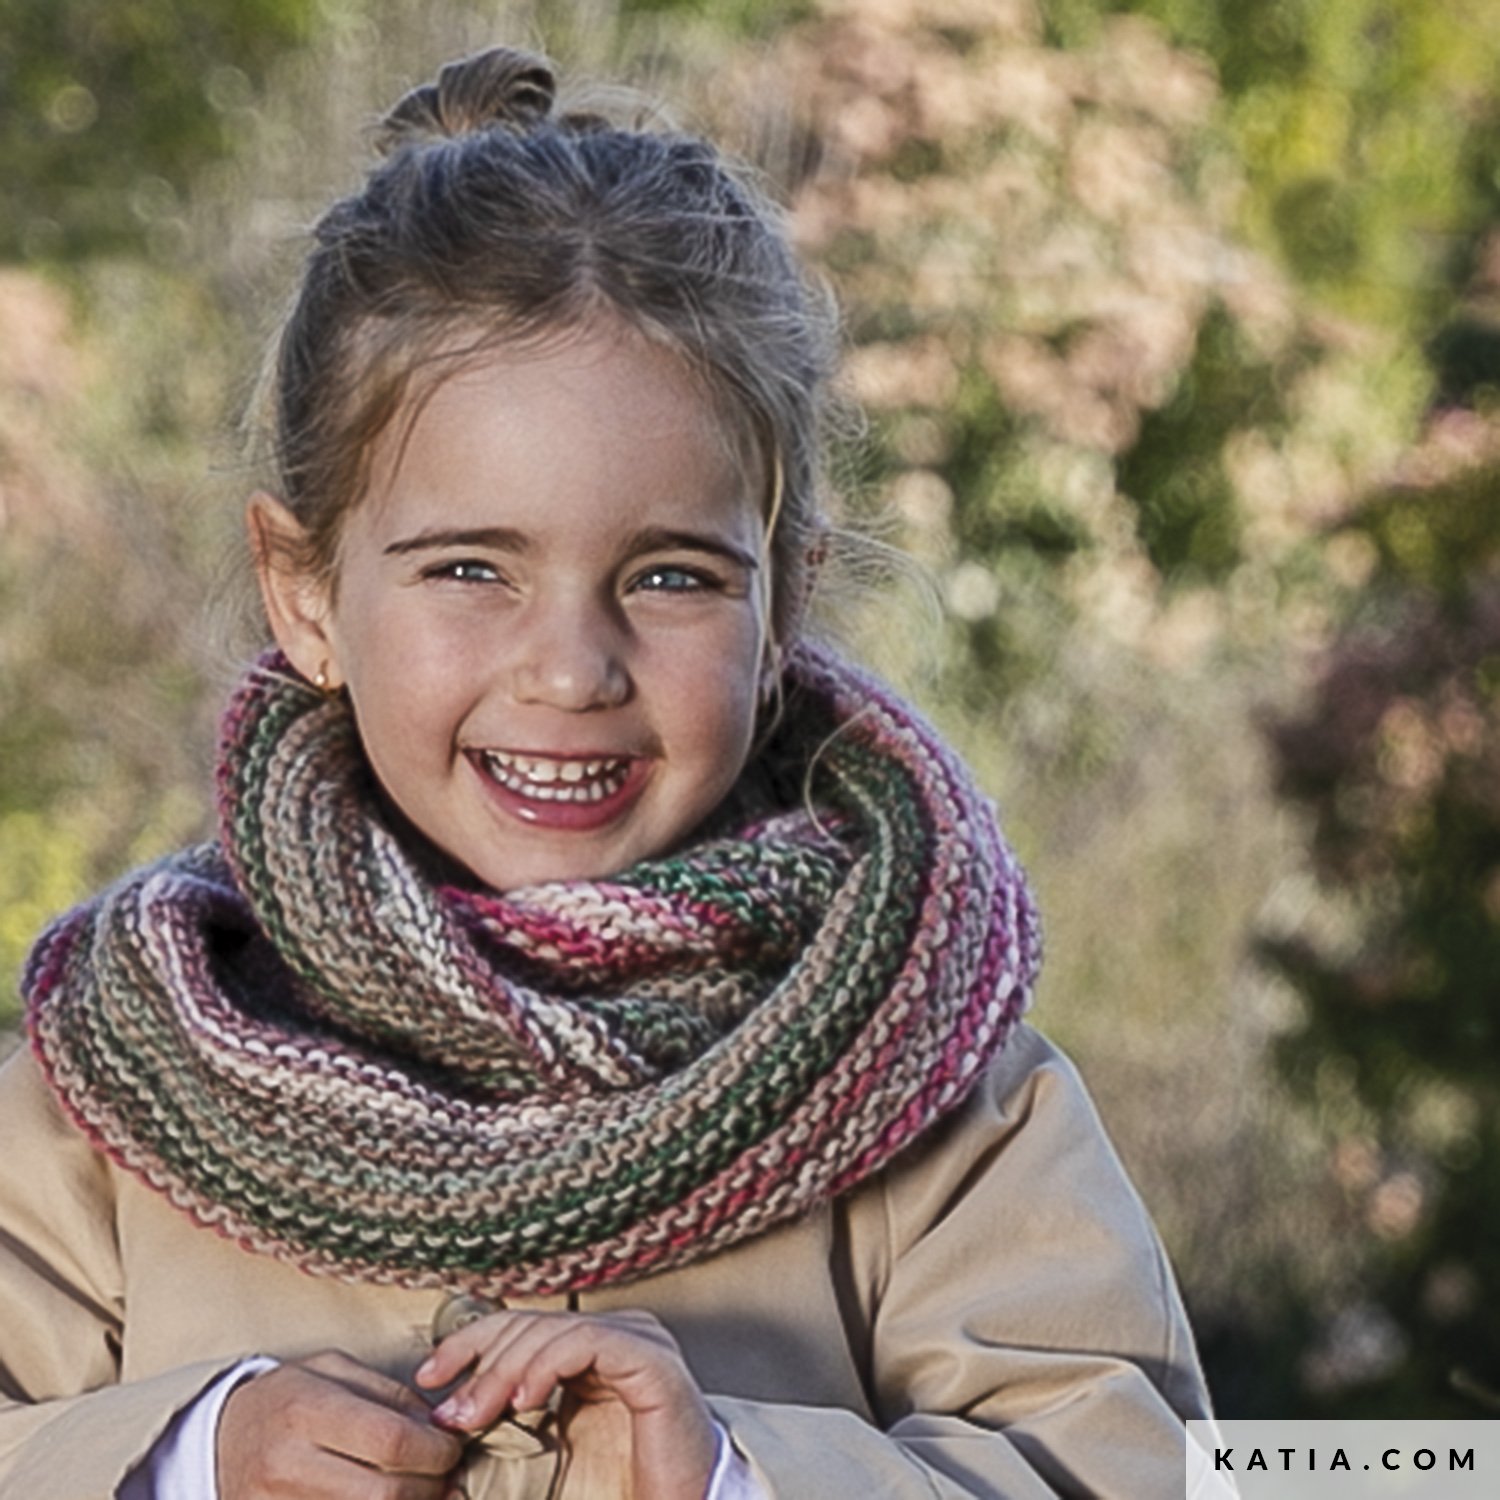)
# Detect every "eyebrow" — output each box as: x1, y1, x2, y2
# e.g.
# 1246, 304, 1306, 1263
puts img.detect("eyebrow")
383, 526, 530, 557
623, 526, 759, 572
382, 524, 759, 571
